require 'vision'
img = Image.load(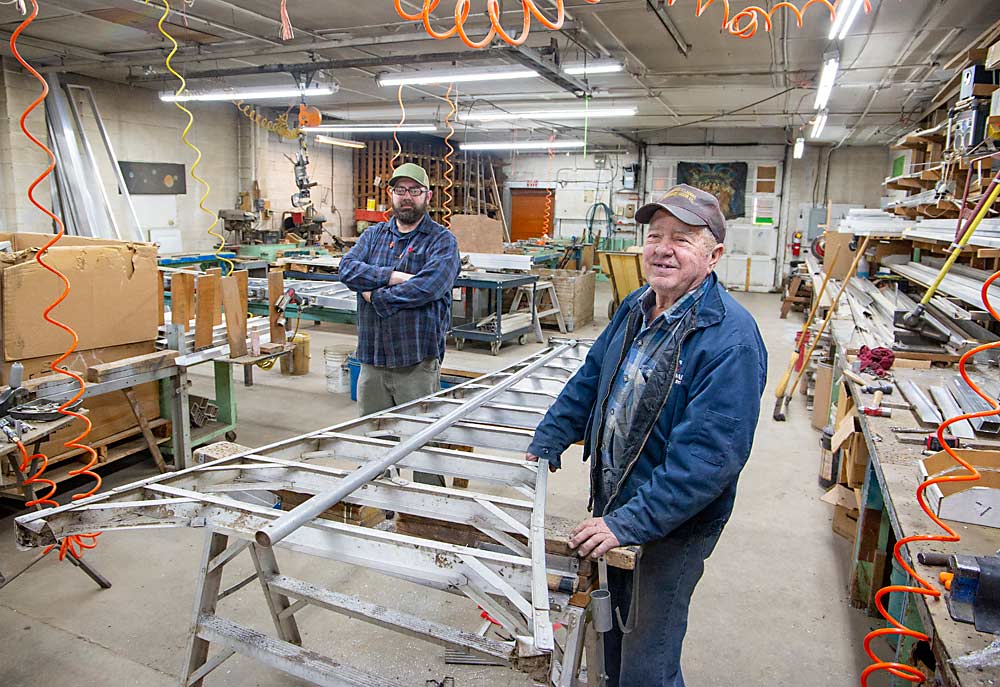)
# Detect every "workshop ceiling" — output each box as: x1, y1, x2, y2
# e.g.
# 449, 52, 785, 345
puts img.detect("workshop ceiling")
2, 0, 1000, 147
